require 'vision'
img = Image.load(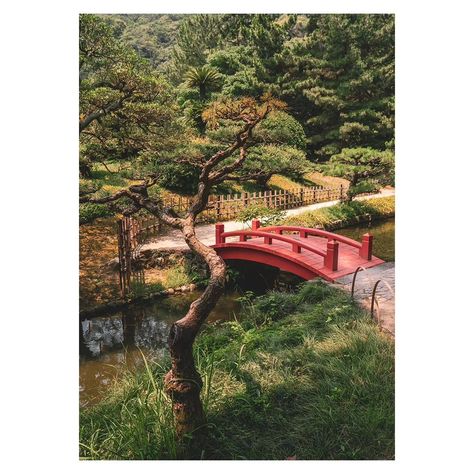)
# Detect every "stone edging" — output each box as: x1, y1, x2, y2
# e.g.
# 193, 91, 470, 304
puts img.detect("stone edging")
79, 283, 200, 319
